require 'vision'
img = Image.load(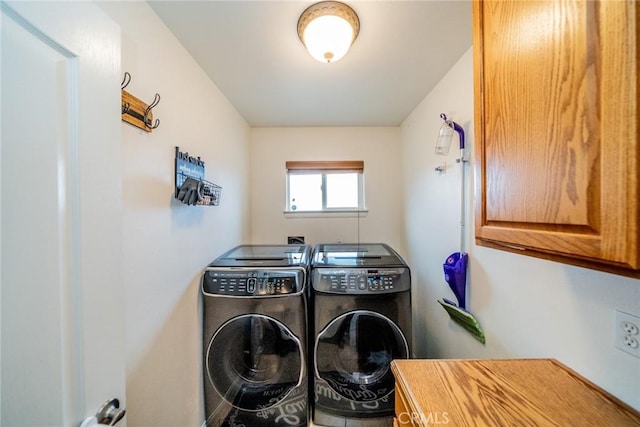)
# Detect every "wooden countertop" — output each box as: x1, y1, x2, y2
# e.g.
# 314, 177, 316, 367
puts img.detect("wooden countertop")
391, 359, 640, 426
